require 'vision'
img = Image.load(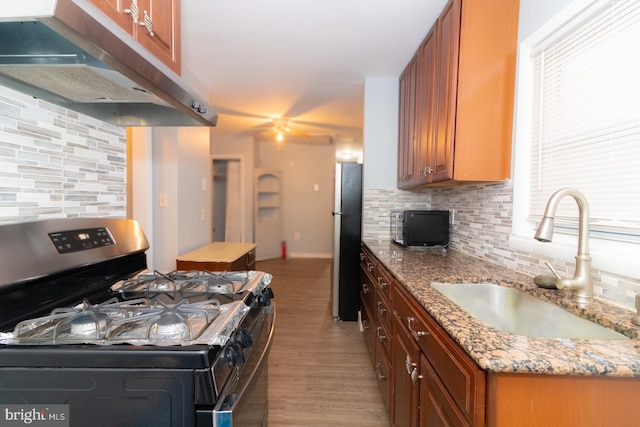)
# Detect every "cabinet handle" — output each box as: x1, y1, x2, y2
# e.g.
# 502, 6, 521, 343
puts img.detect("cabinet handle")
407, 317, 428, 340
411, 368, 422, 384
376, 363, 386, 381
377, 300, 387, 316
377, 277, 388, 289
376, 326, 386, 342
360, 253, 365, 261
362, 283, 370, 294
362, 320, 369, 331
405, 354, 417, 375
139, 10, 155, 37
367, 262, 374, 272
123, 0, 140, 24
